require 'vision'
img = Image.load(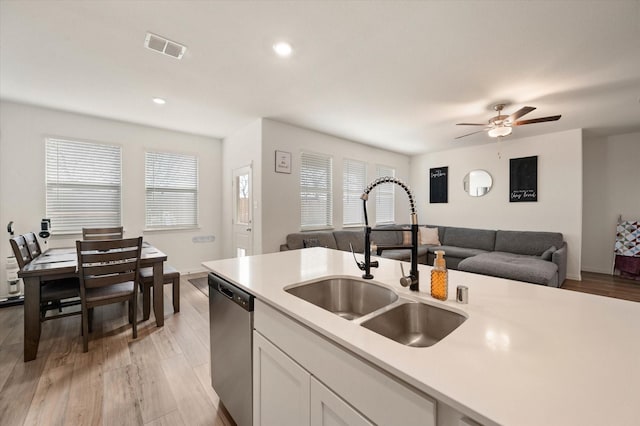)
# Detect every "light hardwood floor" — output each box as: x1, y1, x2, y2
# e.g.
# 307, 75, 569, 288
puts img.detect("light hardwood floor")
0, 274, 235, 426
